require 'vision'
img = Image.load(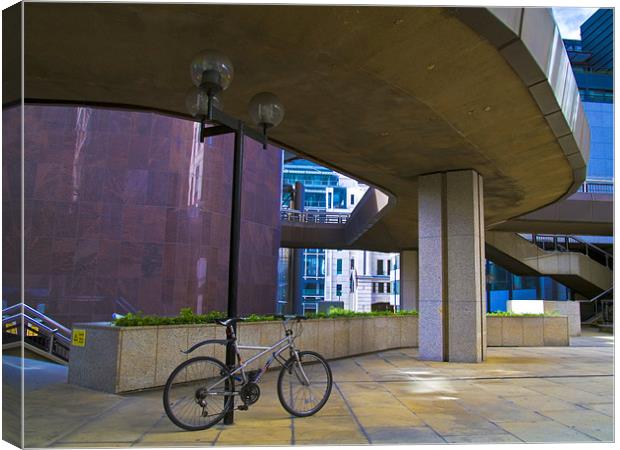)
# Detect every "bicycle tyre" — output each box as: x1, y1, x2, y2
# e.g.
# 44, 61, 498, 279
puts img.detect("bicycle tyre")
277, 350, 333, 417
163, 356, 234, 431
